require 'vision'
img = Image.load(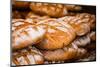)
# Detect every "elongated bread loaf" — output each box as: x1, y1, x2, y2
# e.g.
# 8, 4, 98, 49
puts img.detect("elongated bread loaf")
12, 19, 46, 50
58, 13, 95, 36
12, 46, 44, 66
30, 2, 82, 17
36, 18, 76, 50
